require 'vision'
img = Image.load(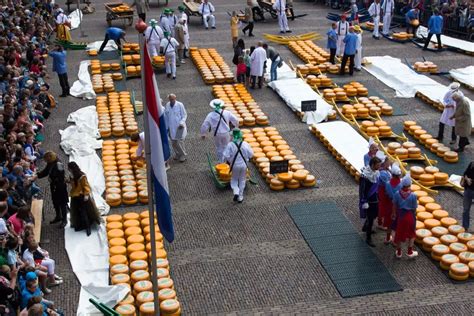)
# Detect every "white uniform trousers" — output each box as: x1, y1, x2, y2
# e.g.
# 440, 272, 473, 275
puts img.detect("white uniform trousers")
148, 41, 160, 57
382, 13, 392, 35
171, 139, 186, 161
230, 165, 247, 198
336, 35, 345, 56
355, 47, 362, 70
203, 14, 216, 28
165, 52, 176, 77
278, 11, 289, 32
373, 16, 380, 37
214, 132, 230, 162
